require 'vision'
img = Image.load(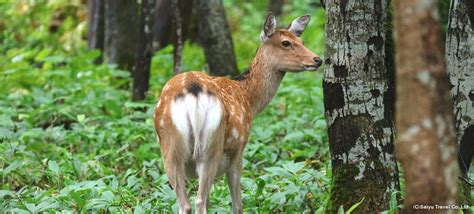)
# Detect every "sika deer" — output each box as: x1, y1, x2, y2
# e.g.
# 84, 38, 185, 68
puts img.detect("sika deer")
153, 13, 322, 214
